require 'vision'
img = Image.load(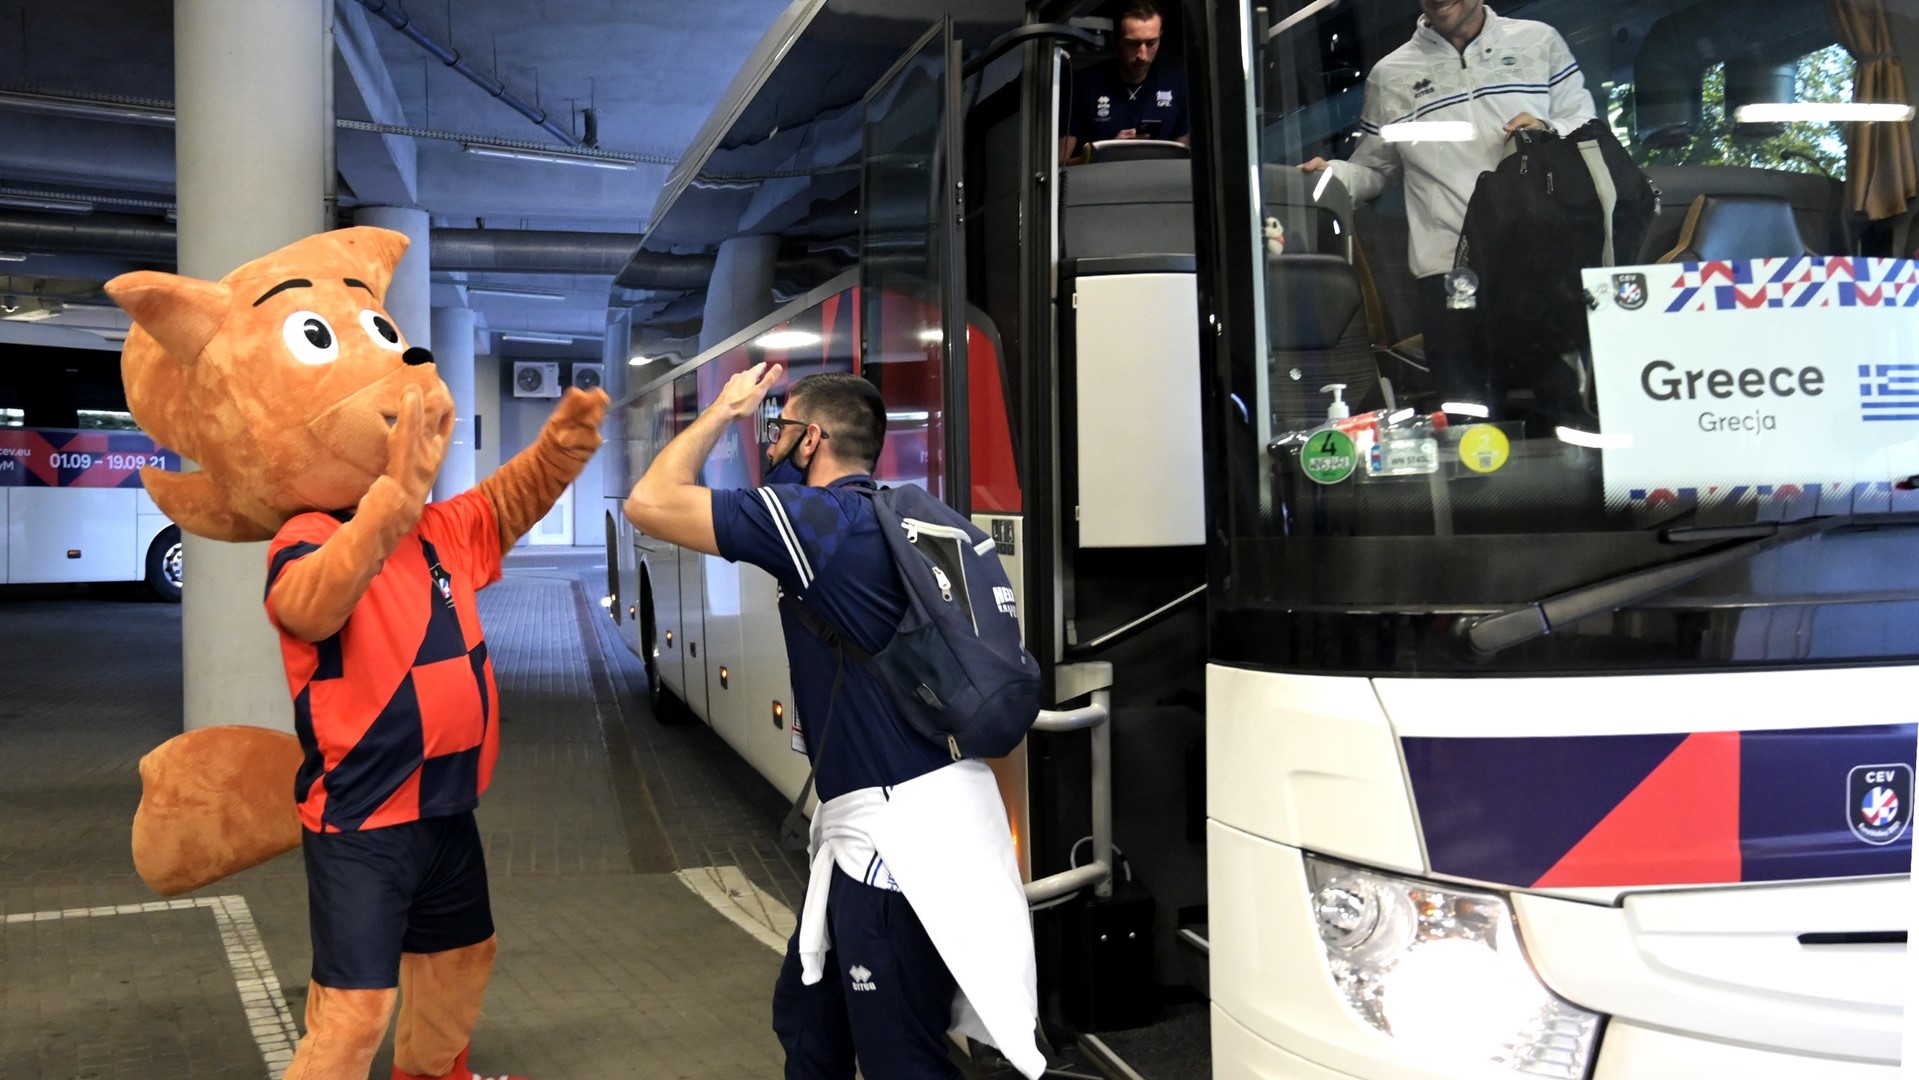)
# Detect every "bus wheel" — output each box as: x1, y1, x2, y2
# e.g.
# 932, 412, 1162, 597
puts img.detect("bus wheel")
146, 526, 183, 603
639, 573, 686, 725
